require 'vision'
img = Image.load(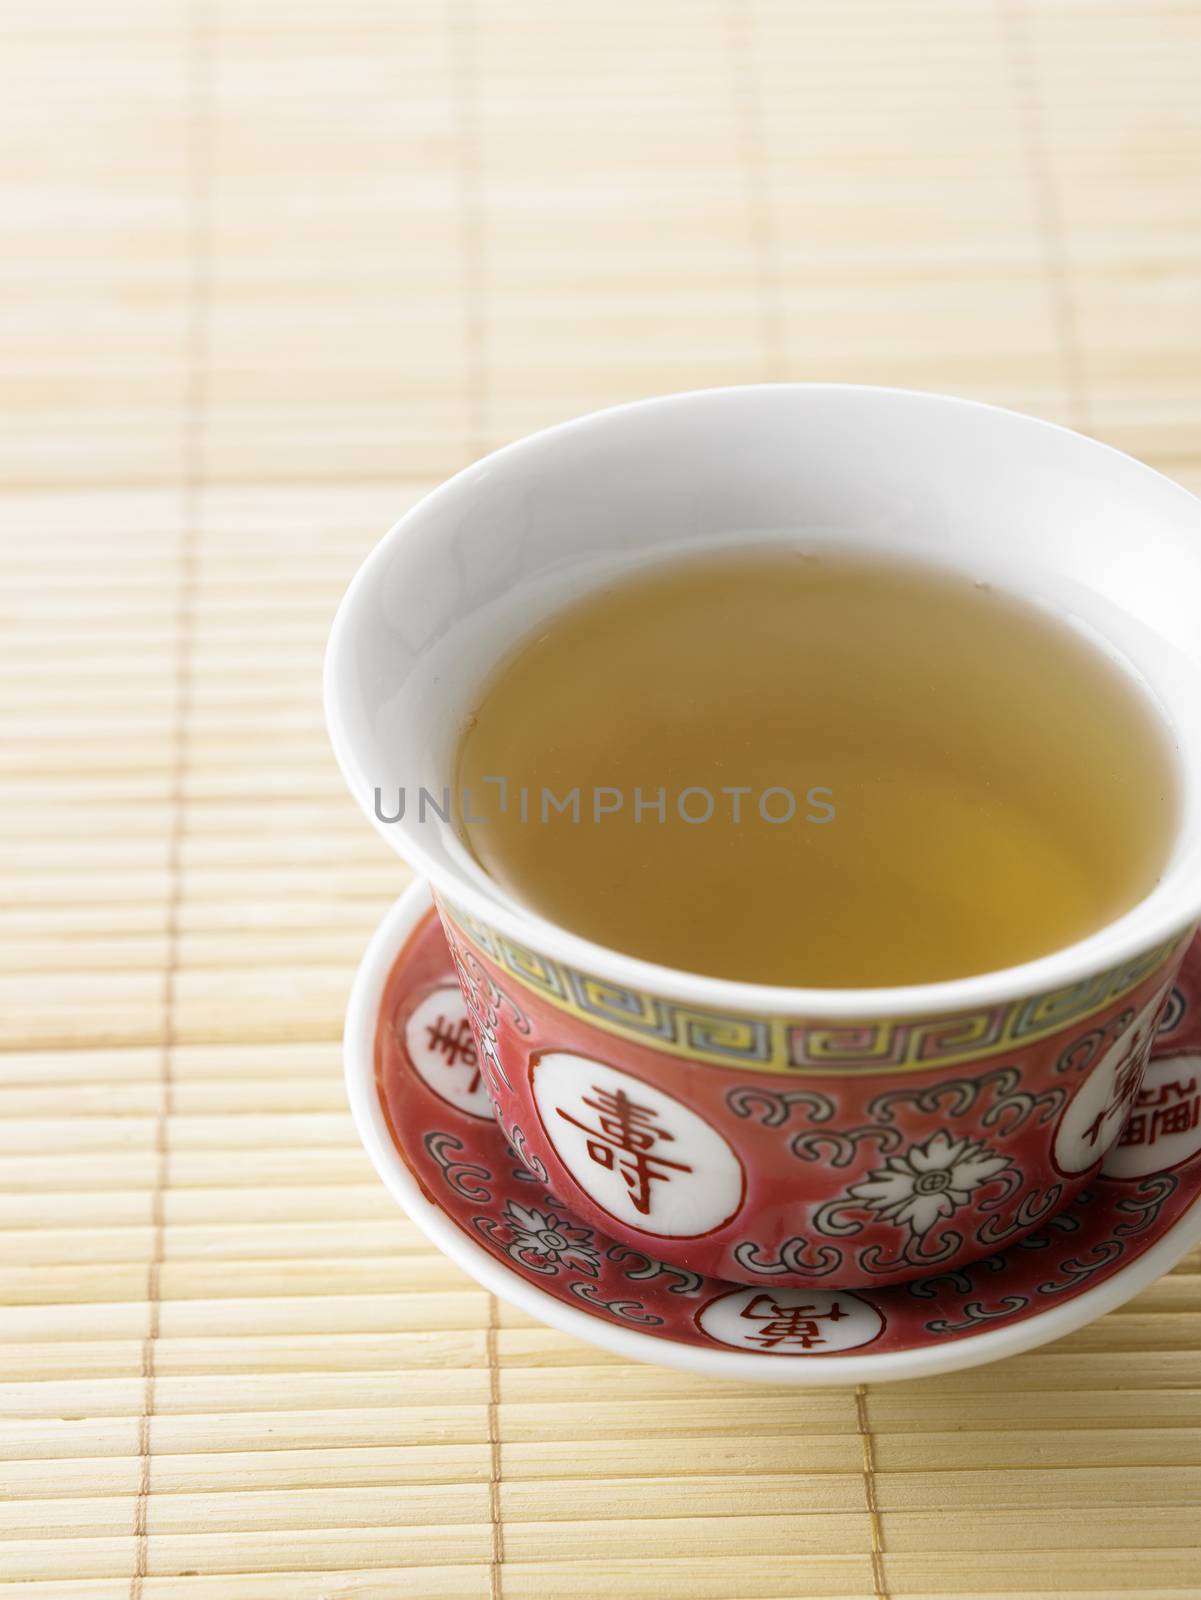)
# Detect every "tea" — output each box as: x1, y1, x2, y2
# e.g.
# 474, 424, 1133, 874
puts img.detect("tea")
455, 549, 1178, 986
